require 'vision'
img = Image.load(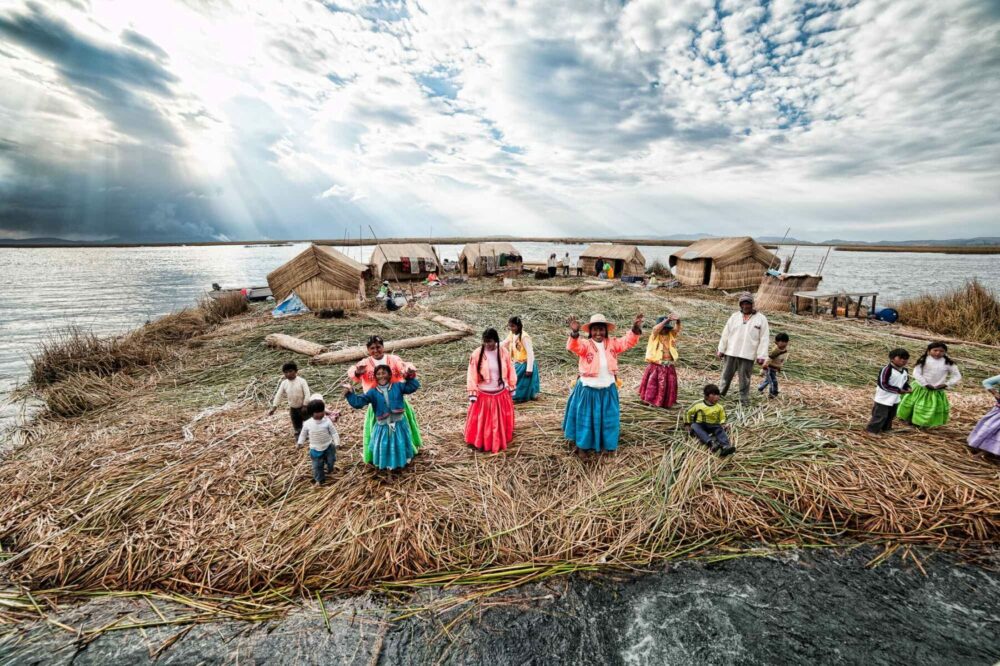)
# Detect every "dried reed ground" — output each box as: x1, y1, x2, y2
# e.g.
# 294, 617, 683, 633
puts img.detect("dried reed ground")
2, 282, 999, 601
